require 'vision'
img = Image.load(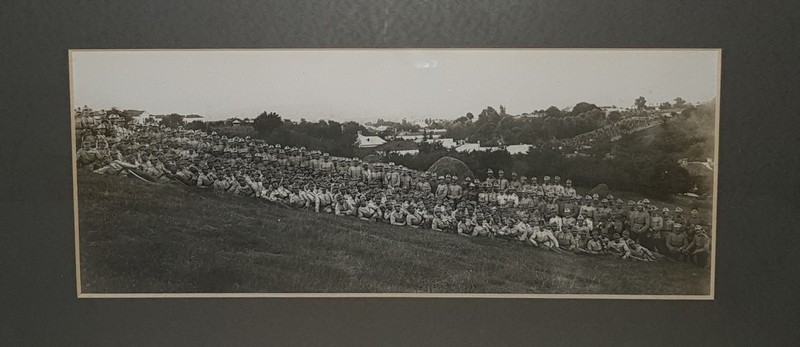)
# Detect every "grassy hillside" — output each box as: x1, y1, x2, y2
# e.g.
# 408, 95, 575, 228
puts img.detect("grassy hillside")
78, 170, 711, 295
